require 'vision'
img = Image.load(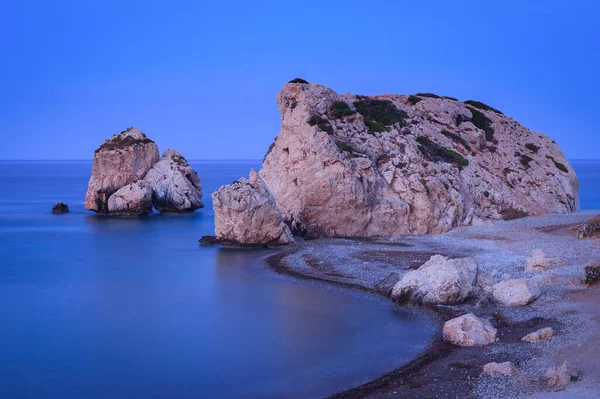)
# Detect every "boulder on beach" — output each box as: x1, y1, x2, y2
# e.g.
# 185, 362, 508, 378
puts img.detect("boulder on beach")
522, 327, 554, 343
107, 180, 153, 216
51, 201, 69, 214
212, 170, 294, 247
546, 361, 579, 391
84, 127, 159, 213
143, 149, 203, 213
524, 249, 565, 273
483, 361, 518, 377
391, 255, 478, 304
491, 278, 541, 306
443, 313, 497, 346
214, 81, 579, 244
